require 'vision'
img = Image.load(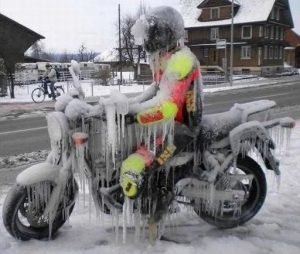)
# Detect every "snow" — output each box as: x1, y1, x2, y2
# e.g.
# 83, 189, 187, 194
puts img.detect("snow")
94, 49, 119, 63
0, 82, 147, 104
180, 0, 276, 28
0, 150, 48, 168
0, 120, 300, 253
